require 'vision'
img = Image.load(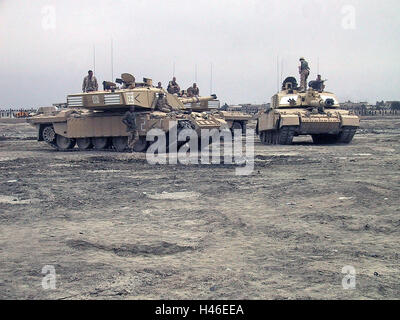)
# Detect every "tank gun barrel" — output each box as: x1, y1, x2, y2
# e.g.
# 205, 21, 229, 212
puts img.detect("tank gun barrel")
179, 94, 217, 104
308, 98, 335, 108
308, 99, 325, 108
